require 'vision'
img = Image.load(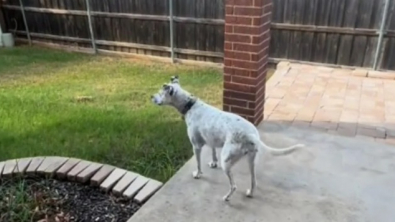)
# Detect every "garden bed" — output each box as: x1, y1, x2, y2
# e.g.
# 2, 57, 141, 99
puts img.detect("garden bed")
0, 176, 140, 222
